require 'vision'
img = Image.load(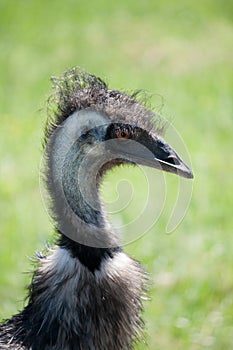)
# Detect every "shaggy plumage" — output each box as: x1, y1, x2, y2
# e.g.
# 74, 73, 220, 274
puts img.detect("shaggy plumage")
0, 67, 193, 350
